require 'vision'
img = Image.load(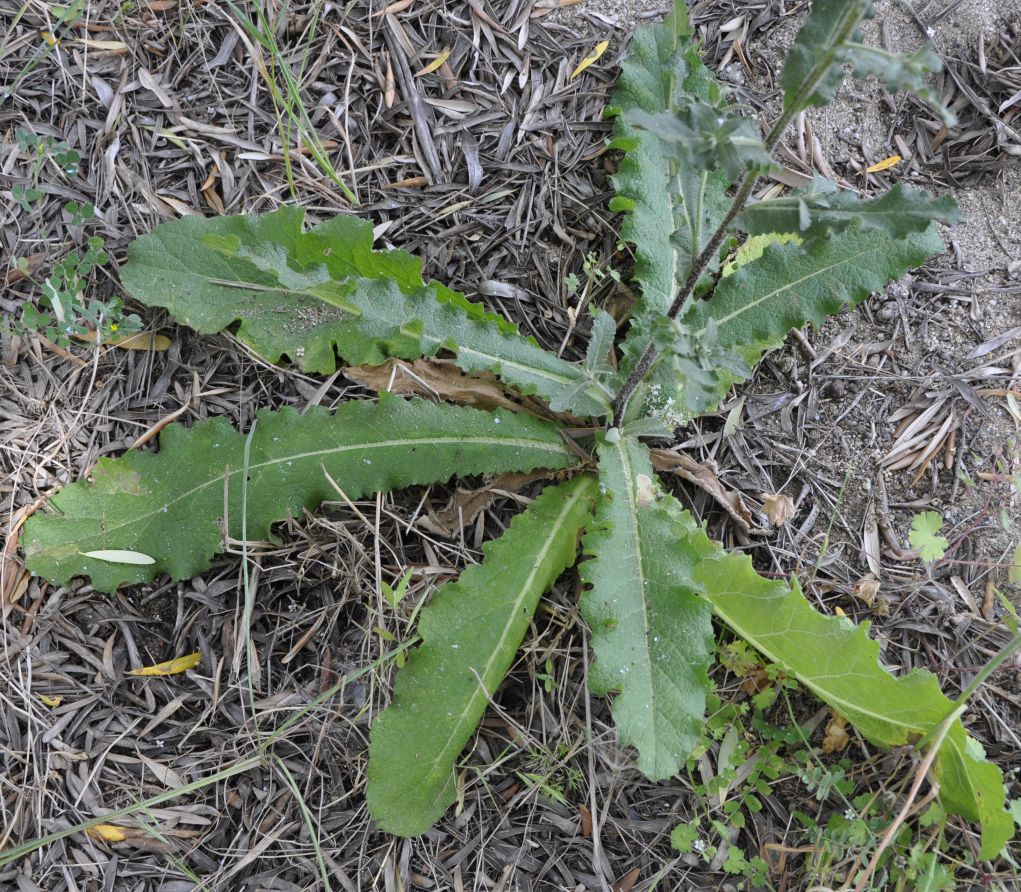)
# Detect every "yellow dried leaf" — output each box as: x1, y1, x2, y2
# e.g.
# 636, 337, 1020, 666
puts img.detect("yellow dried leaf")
570, 40, 609, 79
39, 694, 62, 708
128, 652, 201, 677
865, 154, 902, 173
414, 49, 451, 77
88, 824, 128, 842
